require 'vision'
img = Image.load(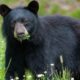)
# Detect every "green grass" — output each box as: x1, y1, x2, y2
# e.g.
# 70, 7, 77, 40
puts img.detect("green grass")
69, 9, 80, 19
0, 17, 5, 80
0, 0, 17, 5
